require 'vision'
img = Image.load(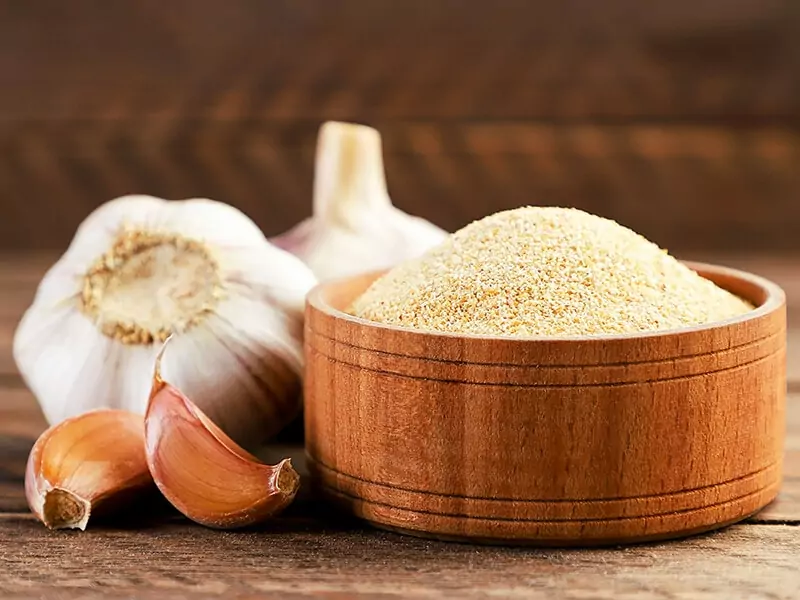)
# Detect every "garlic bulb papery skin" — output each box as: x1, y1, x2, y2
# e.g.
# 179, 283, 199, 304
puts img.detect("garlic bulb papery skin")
271, 121, 448, 281
13, 195, 317, 448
